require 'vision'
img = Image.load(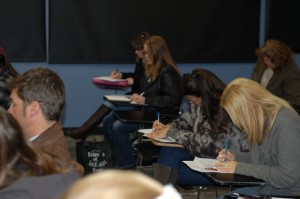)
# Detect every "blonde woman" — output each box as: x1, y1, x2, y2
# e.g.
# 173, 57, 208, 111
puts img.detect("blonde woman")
216, 78, 300, 196
61, 170, 182, 199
